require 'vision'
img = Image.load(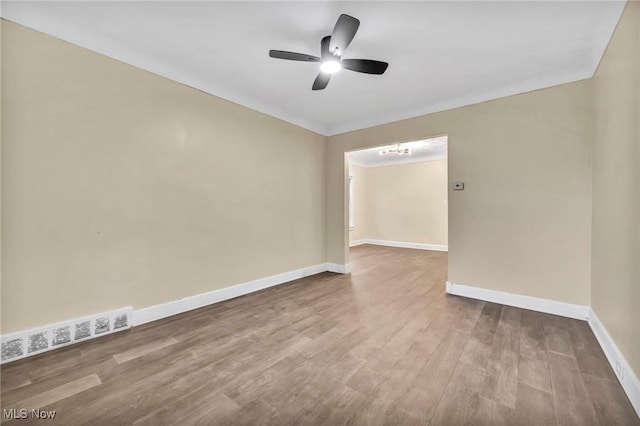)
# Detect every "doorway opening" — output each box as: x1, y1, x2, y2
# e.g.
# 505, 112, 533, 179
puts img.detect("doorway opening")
346, 135, 449, 253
